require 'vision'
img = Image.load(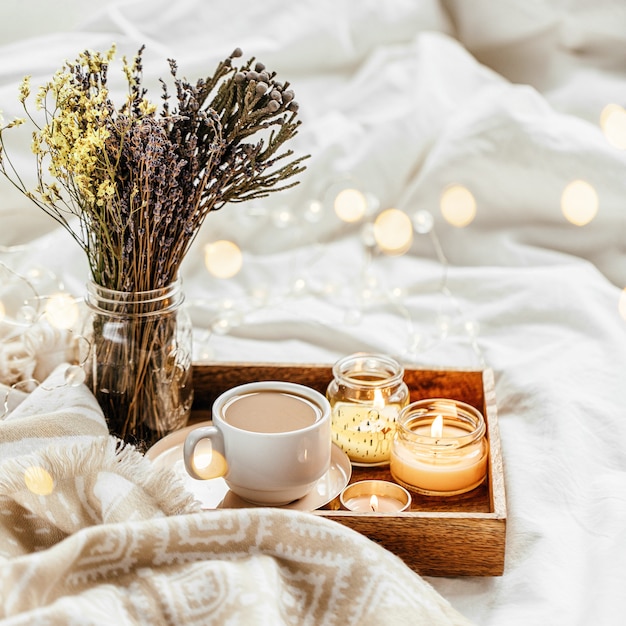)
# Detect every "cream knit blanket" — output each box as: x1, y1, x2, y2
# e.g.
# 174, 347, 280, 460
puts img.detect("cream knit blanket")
0, 365, 473, 625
